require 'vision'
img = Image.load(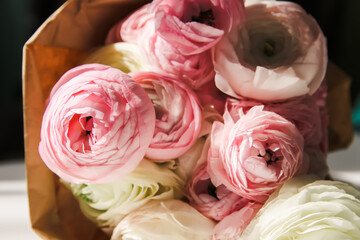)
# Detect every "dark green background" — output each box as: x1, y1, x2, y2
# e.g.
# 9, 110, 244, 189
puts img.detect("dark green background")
0, 0, 359, 160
